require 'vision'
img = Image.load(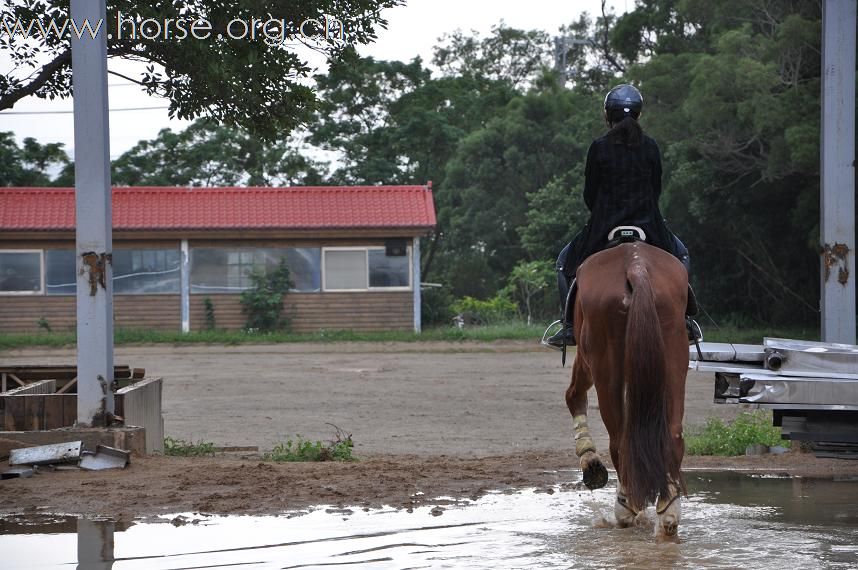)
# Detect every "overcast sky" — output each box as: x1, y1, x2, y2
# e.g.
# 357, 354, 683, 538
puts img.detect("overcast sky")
0, 0, 627, 157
